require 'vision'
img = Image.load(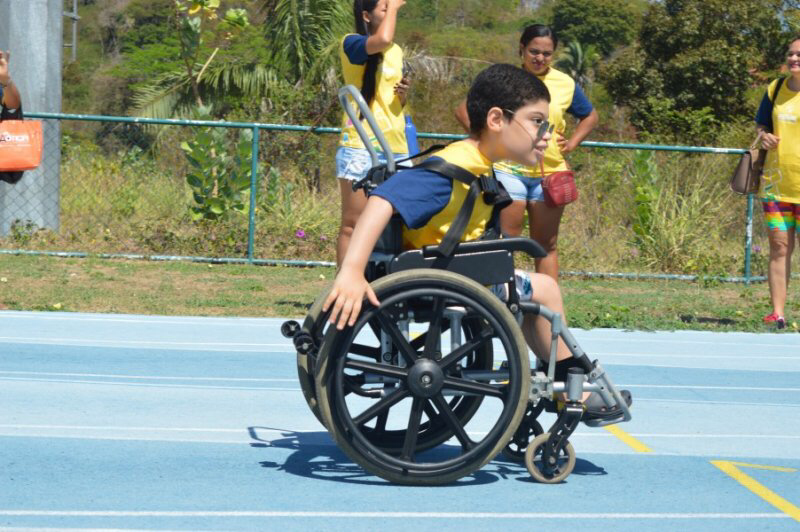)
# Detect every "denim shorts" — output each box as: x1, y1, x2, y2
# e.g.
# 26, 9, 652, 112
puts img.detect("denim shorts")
494, 169, 544, 203
335, 146, 410, 181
